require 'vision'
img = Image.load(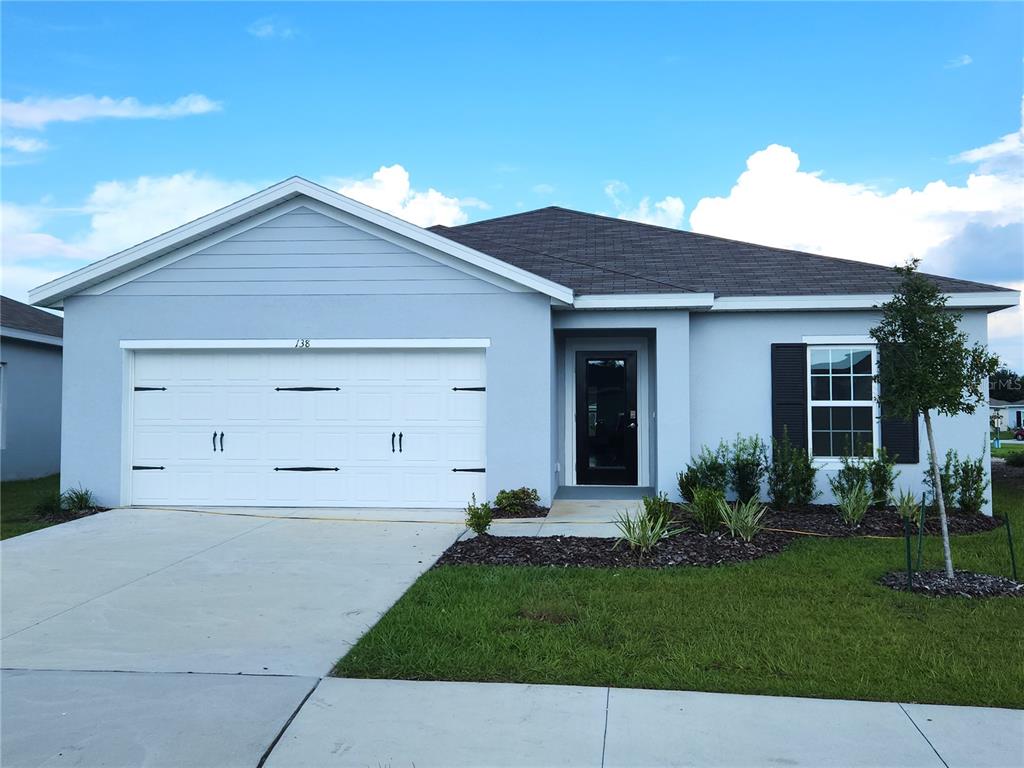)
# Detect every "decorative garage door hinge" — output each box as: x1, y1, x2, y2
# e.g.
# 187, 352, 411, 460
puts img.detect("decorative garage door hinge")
274, 386, 341, 392
451, 387, 486, 392
134, 386, 167, 391
132, 465, 165, 470
451, 467, 486, 473
273, 466, 340, 472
